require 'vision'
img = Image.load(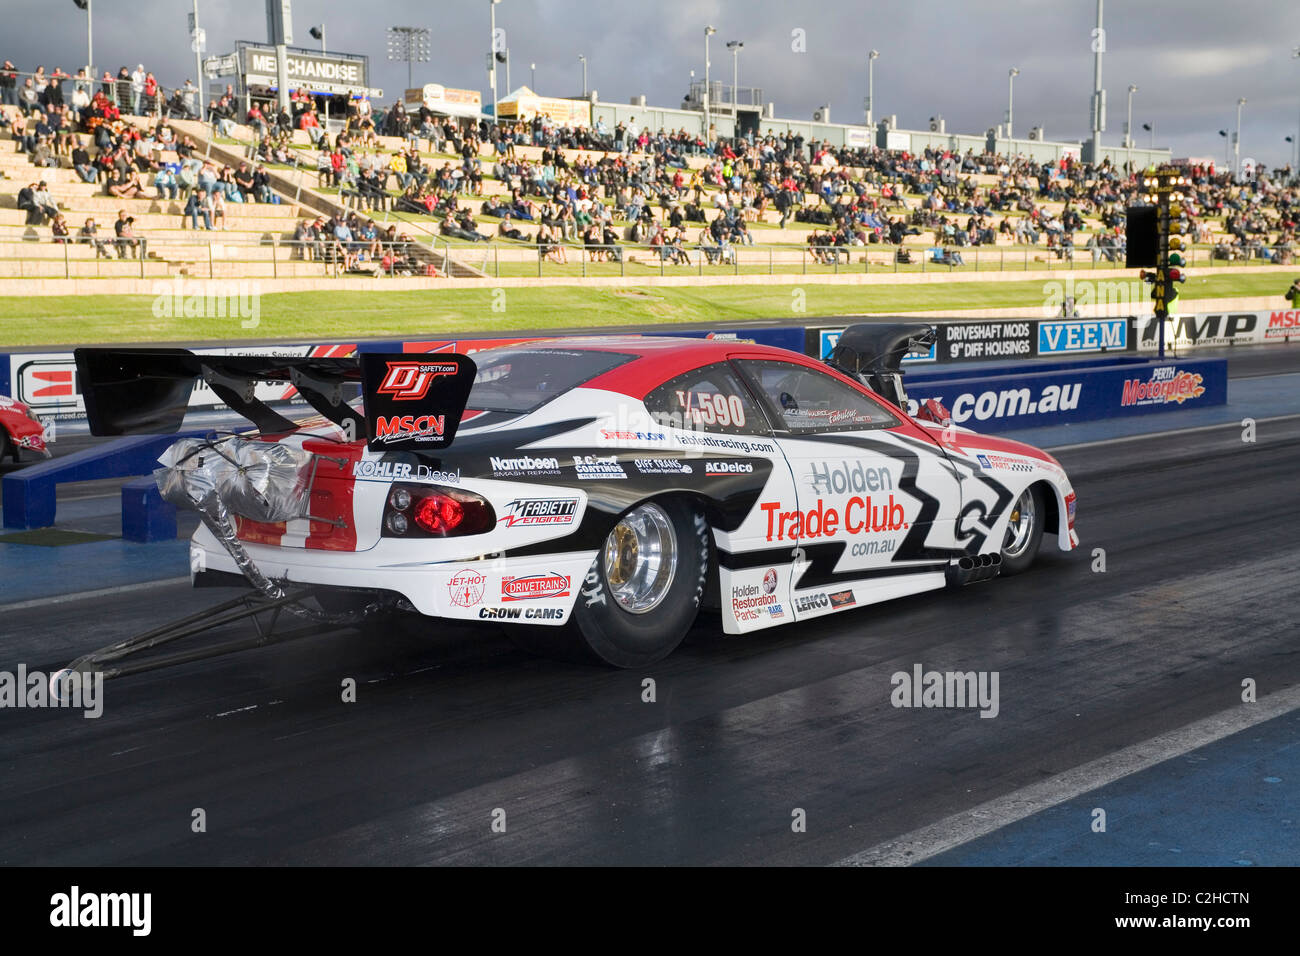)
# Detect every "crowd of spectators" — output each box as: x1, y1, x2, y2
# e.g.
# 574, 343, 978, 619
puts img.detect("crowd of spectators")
4, 53, 1298, 271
